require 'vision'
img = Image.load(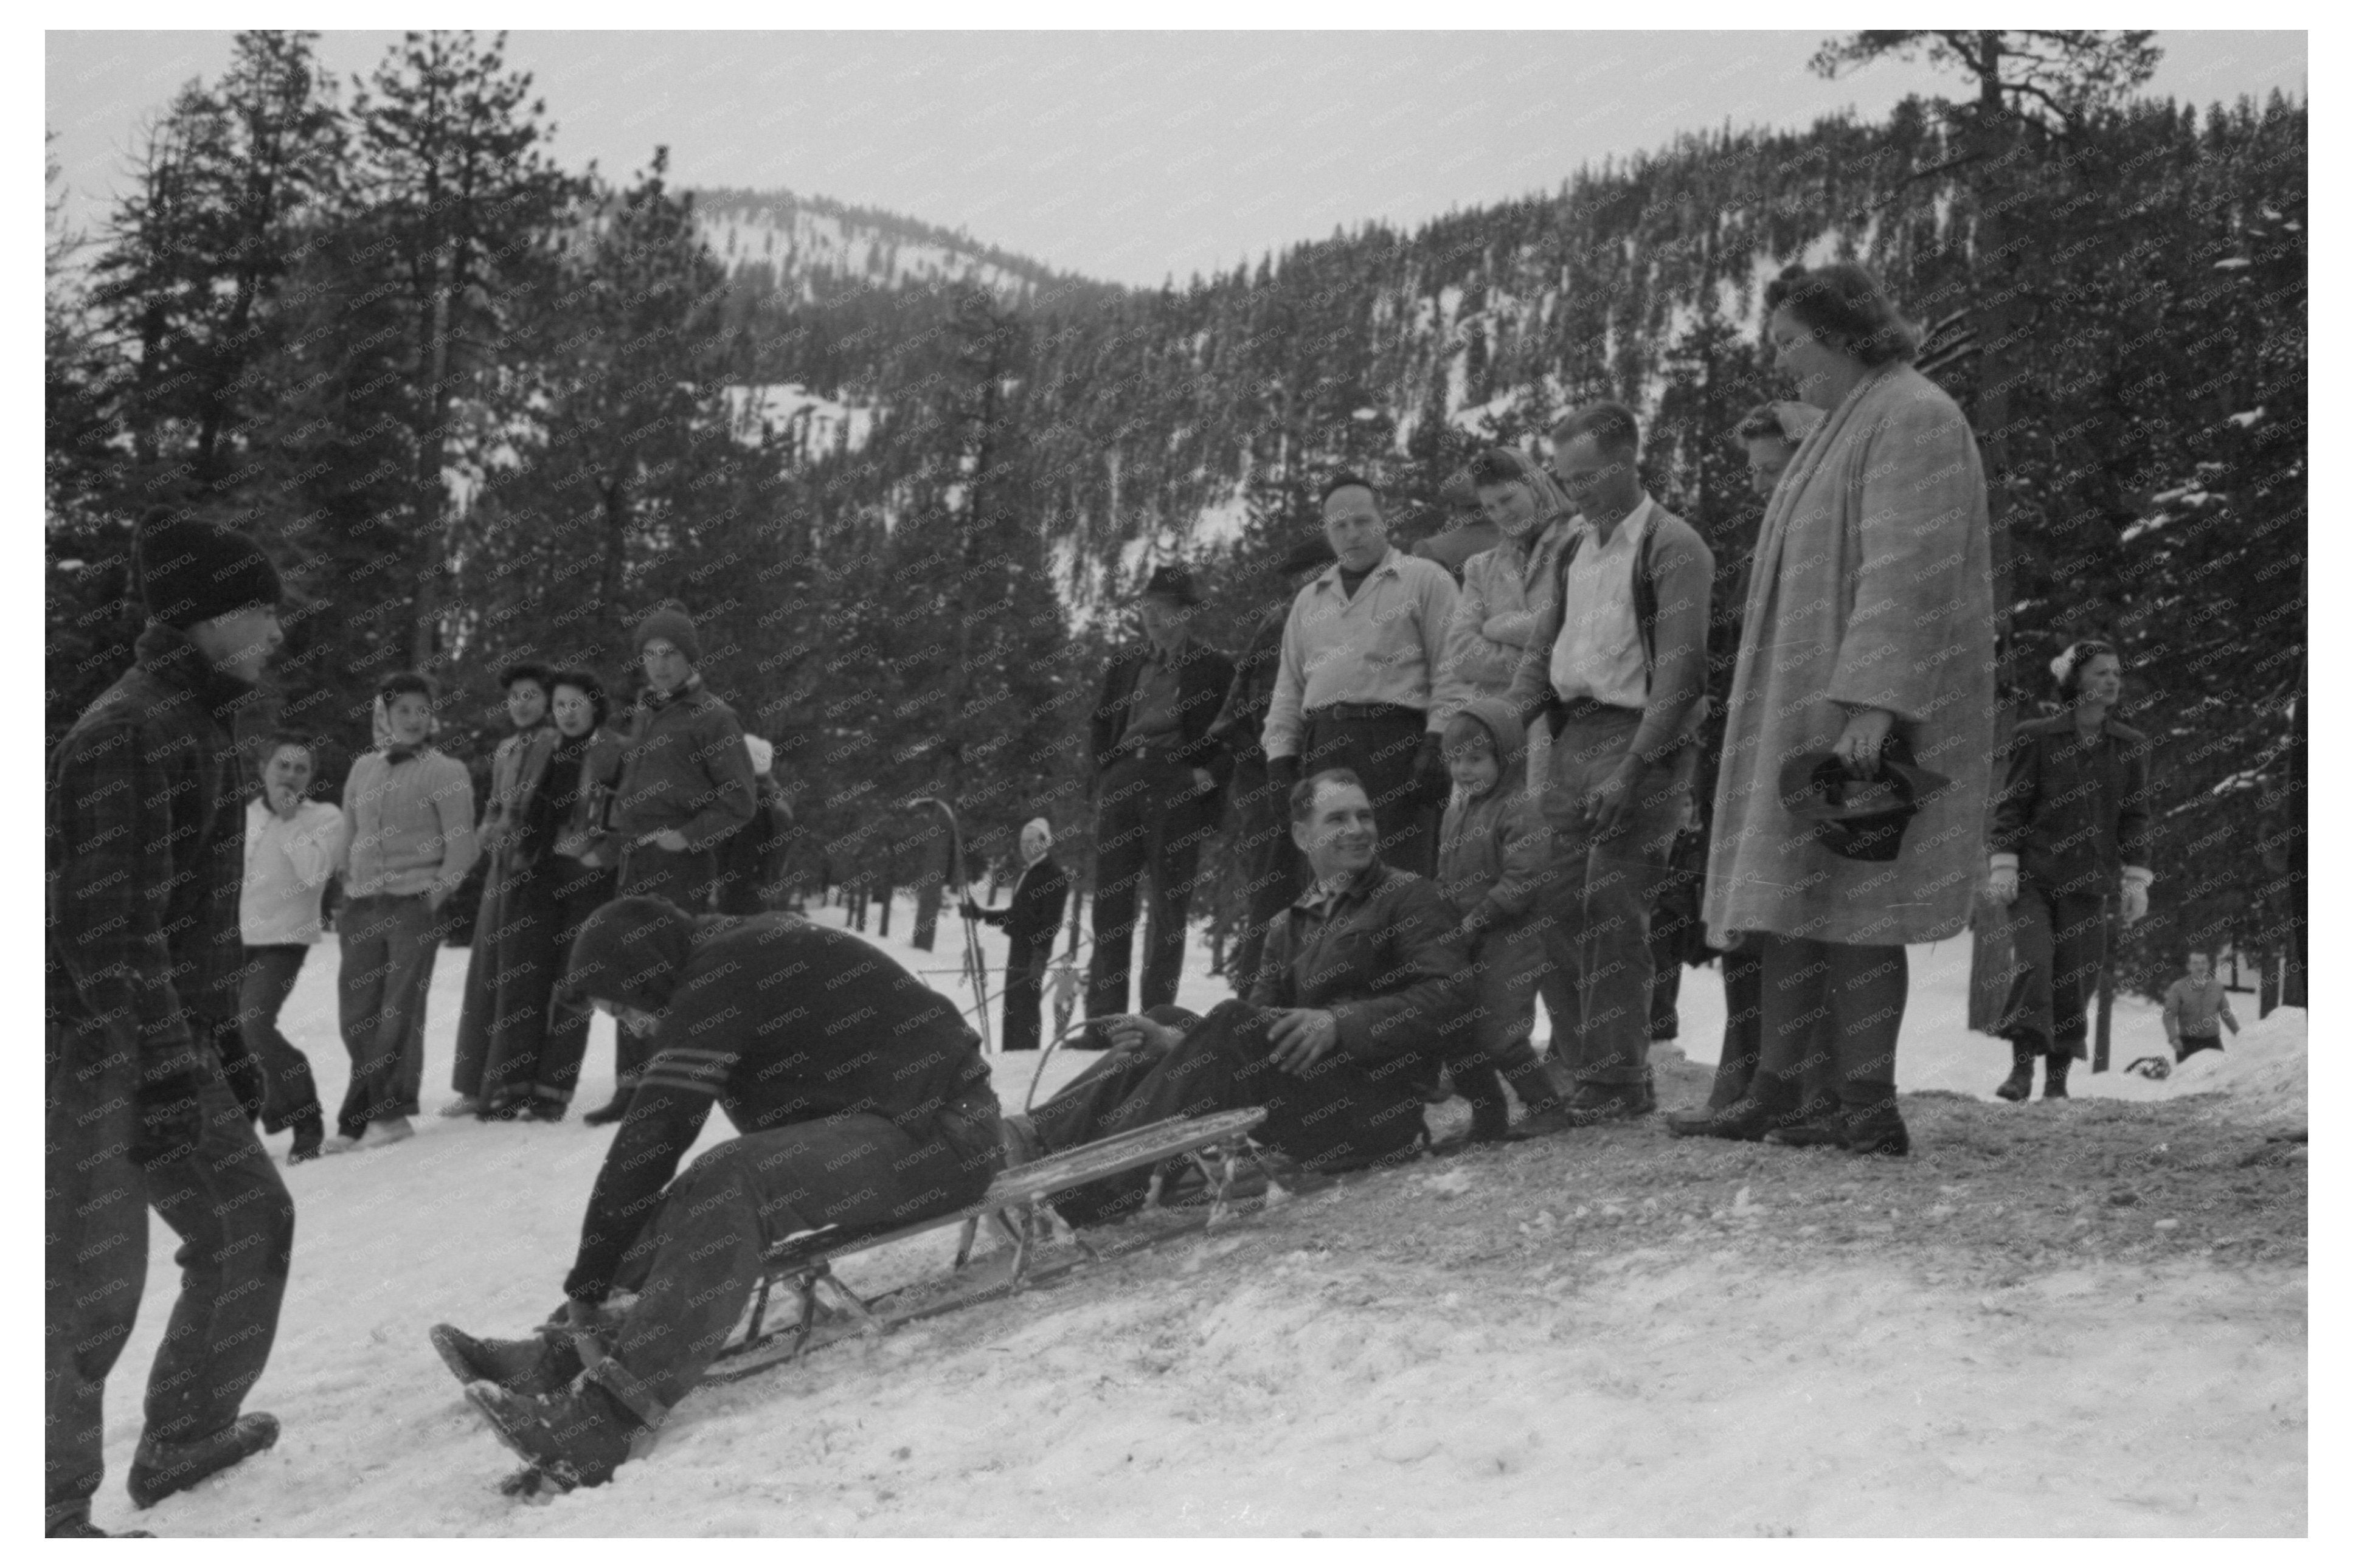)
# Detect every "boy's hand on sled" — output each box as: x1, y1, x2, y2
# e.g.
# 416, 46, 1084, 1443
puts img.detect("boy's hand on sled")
1267, 1009, 1339, 1074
